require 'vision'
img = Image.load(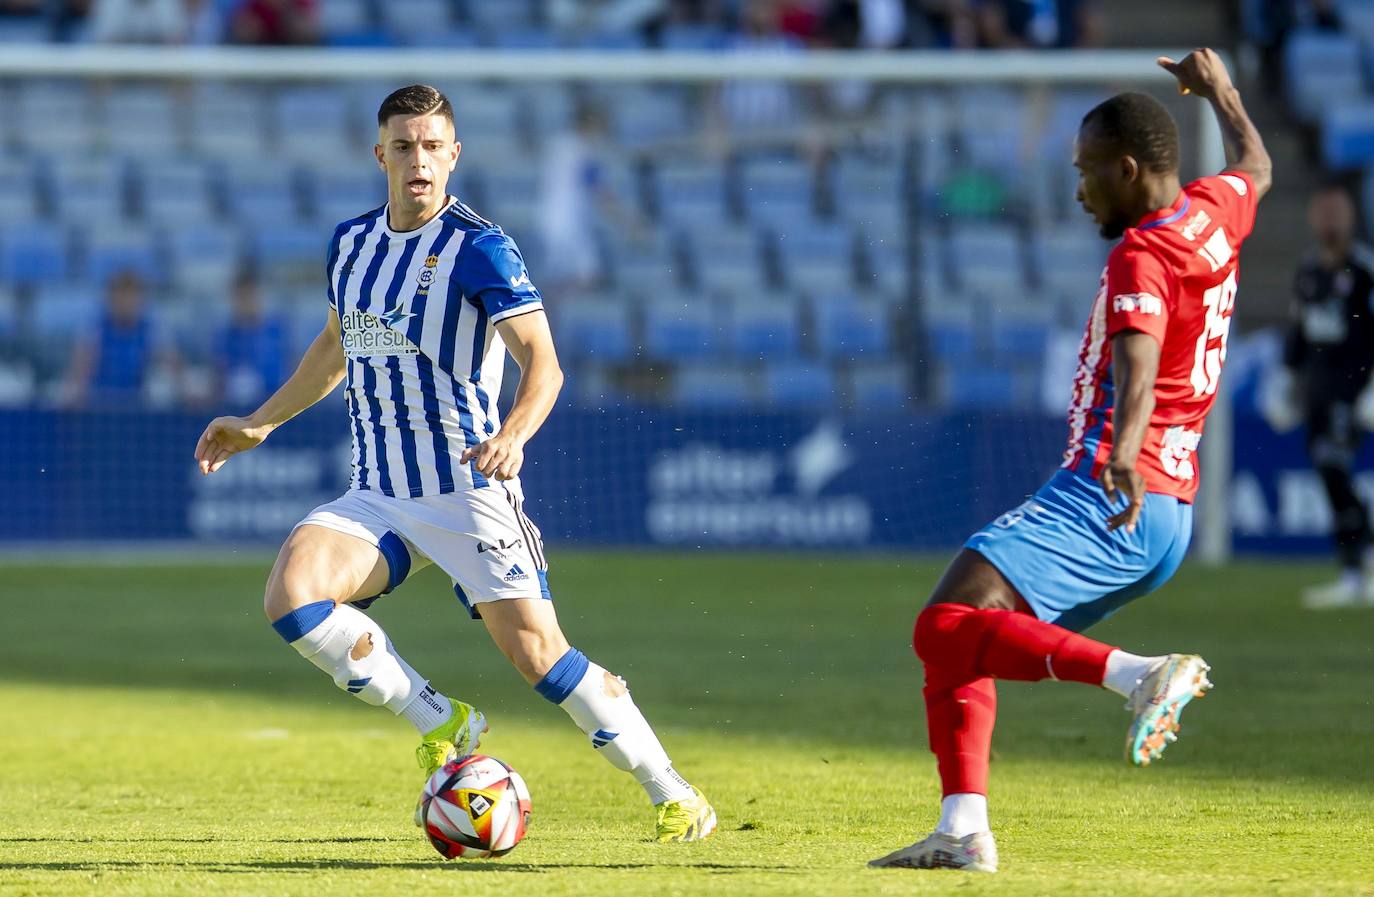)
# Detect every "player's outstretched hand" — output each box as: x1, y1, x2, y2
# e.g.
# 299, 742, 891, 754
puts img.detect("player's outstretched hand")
194, 415, 271, 475
1100, 458, 1146, 534
461, 433, 524, 481
1157, 48, 1233, 100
